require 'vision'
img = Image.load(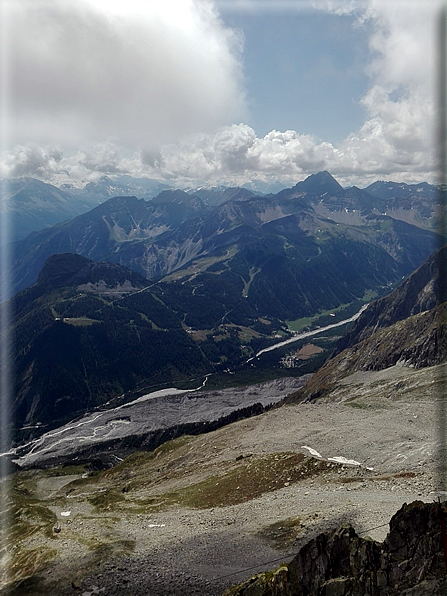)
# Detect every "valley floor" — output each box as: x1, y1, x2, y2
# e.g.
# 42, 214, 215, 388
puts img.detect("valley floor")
2, 362, 445, 595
